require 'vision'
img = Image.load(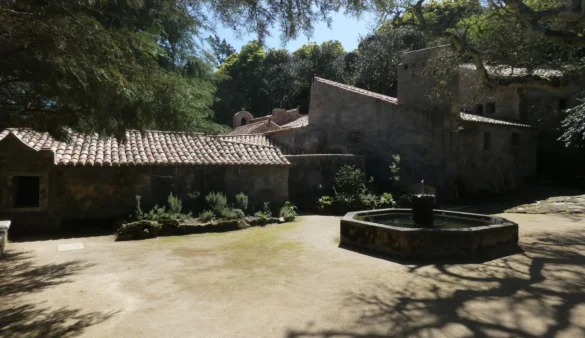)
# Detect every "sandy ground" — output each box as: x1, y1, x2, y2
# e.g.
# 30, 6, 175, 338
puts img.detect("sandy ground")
2, 213, 585, 338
